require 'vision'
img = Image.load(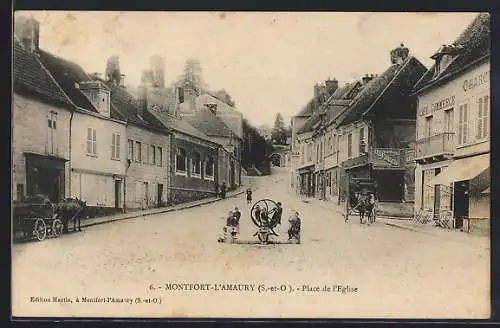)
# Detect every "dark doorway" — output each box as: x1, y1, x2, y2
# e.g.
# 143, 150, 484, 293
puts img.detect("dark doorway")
453, 180, 469, 229
372, 169, 404, 202
433, 168, 442, 218
114, 180, 121, 209
25, 153, 66, 202
157, 183, 164, 207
